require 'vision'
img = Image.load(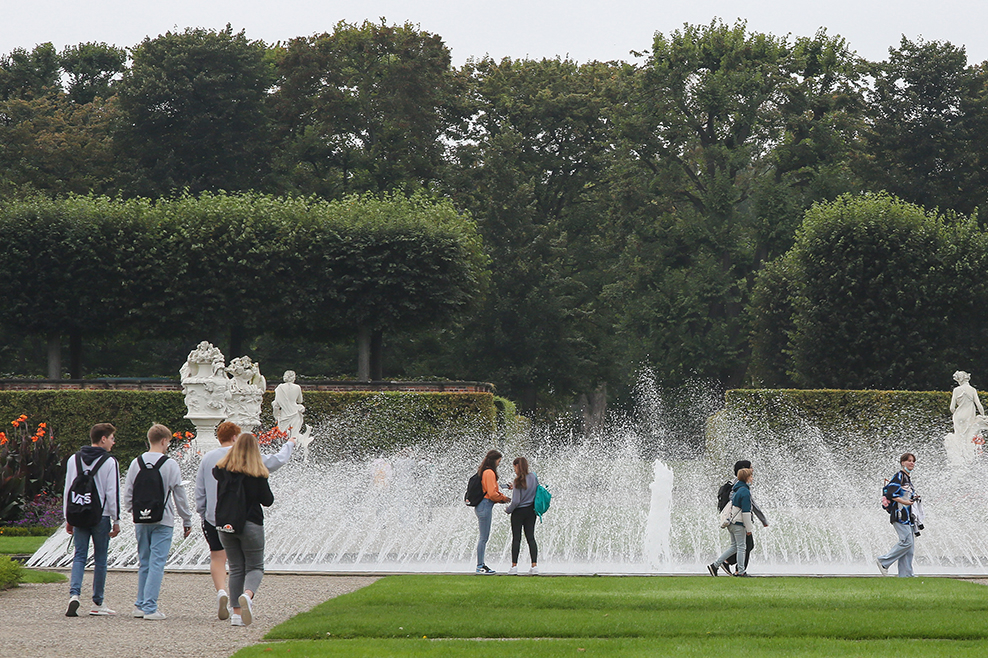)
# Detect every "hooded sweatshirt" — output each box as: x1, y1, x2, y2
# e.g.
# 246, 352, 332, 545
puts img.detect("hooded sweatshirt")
63, 445, 120, 523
